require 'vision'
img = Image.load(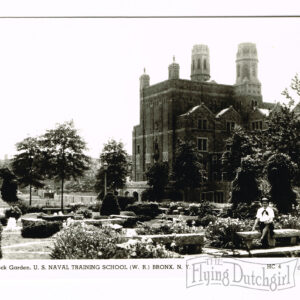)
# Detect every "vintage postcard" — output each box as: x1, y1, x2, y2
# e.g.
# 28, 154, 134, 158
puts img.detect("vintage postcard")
0, 1, 300, 299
